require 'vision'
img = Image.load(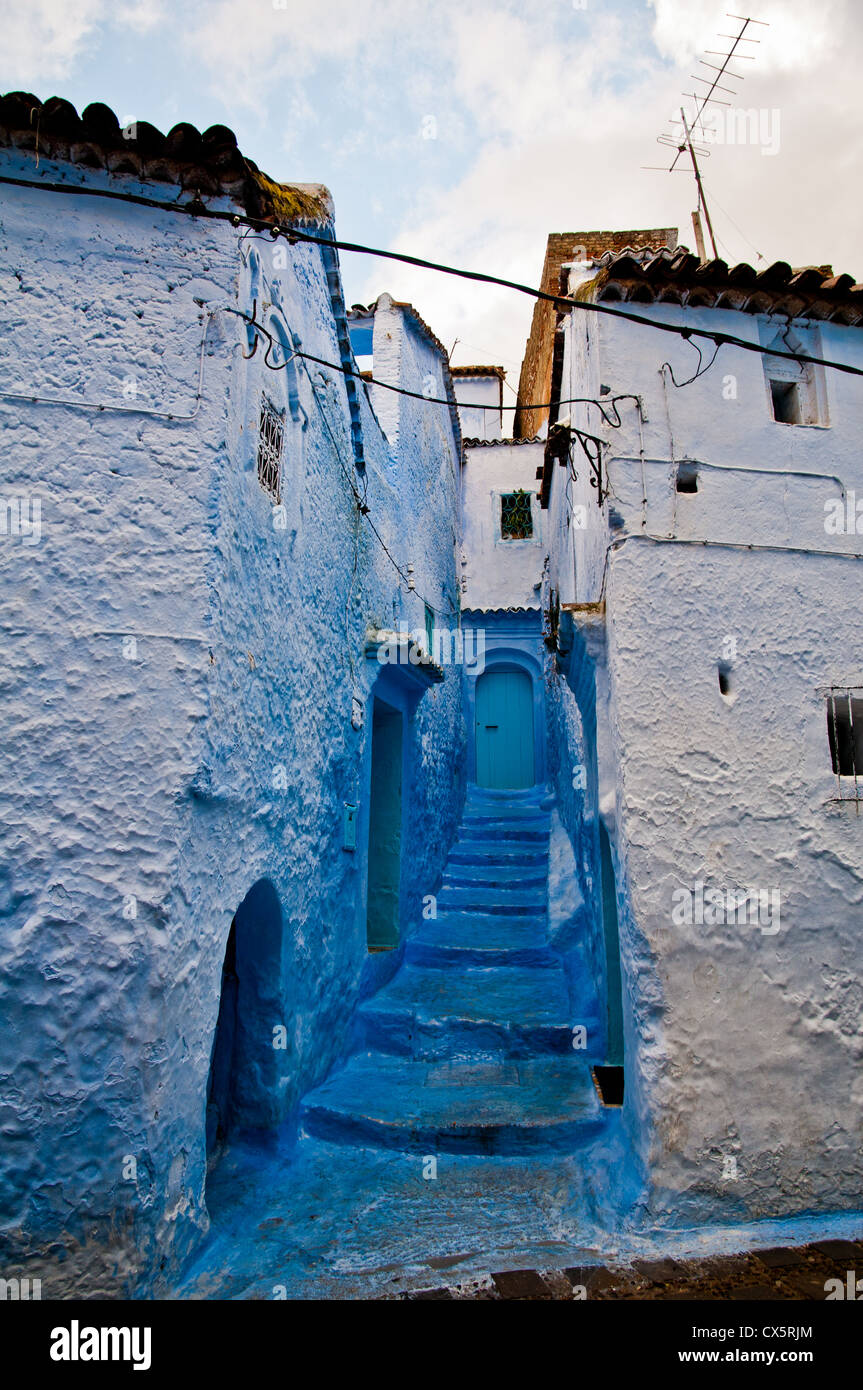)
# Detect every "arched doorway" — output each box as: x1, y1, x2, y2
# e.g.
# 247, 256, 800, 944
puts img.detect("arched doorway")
475, 667, 535, 789
205, 878, 284, 1173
